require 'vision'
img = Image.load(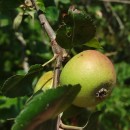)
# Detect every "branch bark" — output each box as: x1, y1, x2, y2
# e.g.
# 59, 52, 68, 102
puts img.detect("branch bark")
30, 0, 67, 88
